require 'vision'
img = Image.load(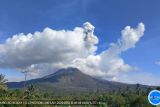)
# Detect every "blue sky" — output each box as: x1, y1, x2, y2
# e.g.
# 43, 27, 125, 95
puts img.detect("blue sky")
0, 0, 159, 85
